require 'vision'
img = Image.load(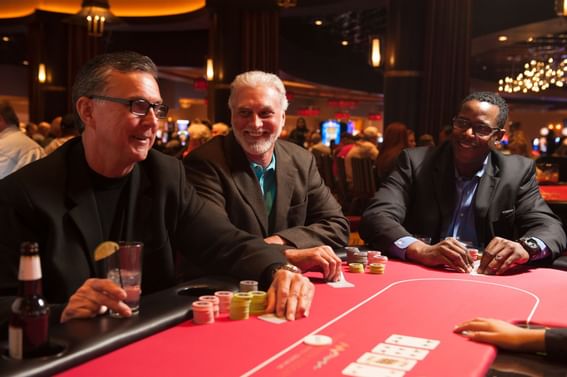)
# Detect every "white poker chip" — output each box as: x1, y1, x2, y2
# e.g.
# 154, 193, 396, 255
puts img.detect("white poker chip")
303, 334, 333, 346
